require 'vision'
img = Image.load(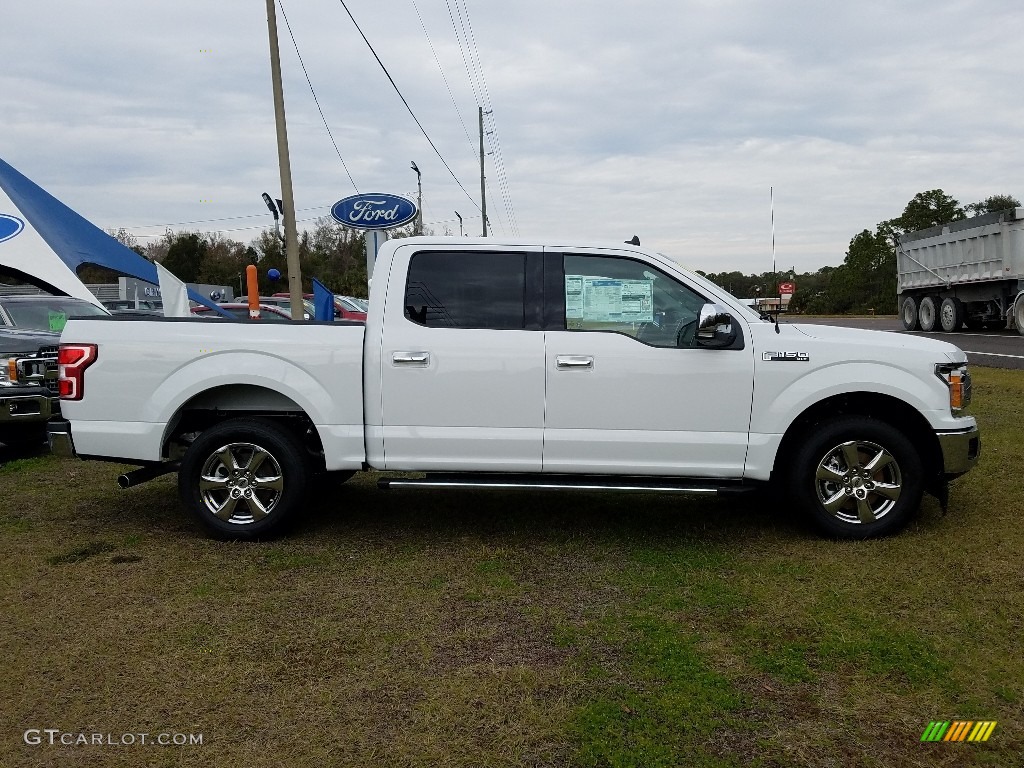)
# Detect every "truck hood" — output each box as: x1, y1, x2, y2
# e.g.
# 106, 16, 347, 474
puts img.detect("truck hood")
785, 323, 967, 363
0, 327, 60, 355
